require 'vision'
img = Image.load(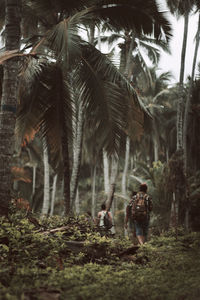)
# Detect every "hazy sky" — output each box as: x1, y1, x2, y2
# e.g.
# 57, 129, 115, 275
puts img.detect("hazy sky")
158, 1, 200, 83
